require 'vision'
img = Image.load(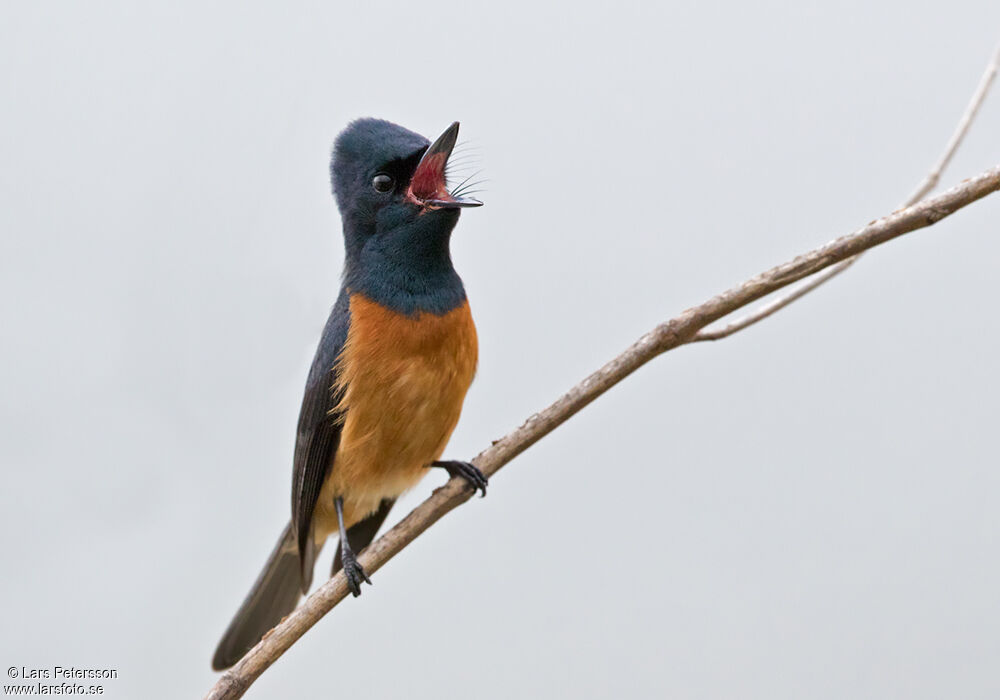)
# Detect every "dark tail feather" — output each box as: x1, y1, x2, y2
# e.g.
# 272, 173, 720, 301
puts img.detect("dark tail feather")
212, 522, 303, 670
332, 499, 395, 576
